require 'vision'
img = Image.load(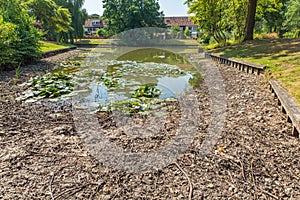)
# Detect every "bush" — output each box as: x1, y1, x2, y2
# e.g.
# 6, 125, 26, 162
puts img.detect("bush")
96, 28, 107, 38
0, 19, 19, 67
0, 0, 42, 70
254, 33, 279, 40
184, 27, 190, 38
